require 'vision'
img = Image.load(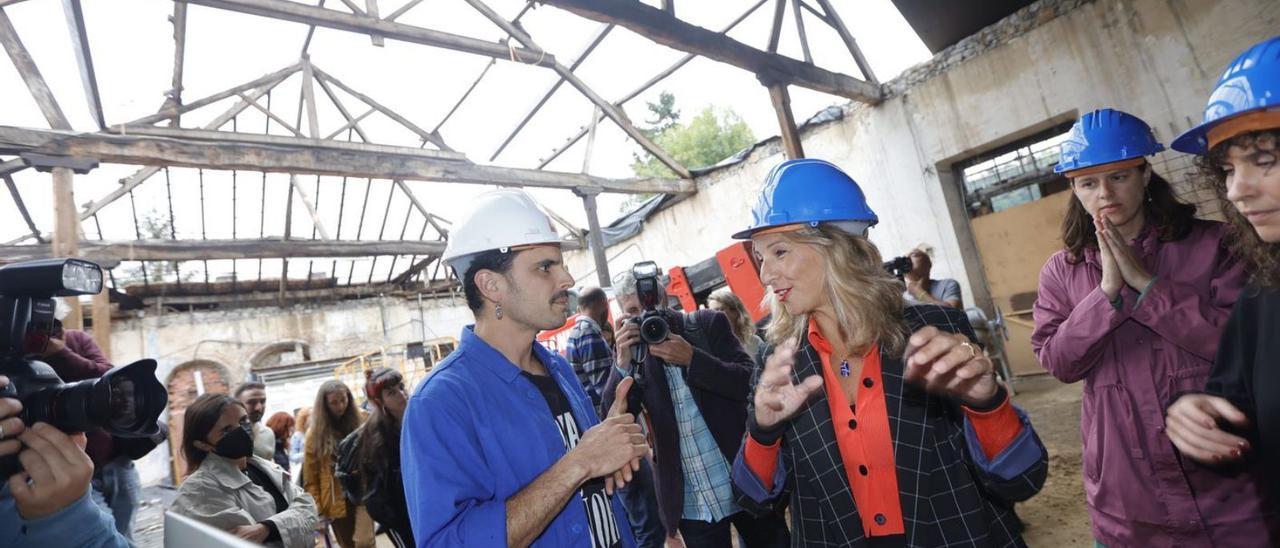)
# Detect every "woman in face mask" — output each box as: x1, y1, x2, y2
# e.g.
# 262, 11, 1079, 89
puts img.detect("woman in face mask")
170, 393, 320, 547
